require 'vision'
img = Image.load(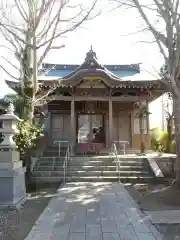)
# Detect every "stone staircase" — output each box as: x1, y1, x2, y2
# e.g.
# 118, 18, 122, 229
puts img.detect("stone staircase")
31, 146, 68, 183
31, 146, 155, 183
66, 155, 155, 182
32, 156, 65, 183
